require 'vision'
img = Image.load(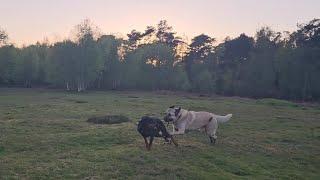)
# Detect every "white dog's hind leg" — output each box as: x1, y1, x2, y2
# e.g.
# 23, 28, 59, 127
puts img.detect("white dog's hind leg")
206, 118, 218, 144
210, 128, 218, 144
